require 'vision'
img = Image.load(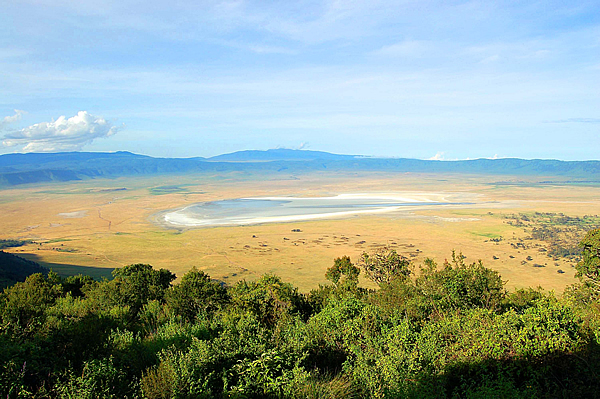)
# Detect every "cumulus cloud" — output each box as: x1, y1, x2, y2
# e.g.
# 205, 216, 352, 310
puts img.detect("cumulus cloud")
0, 109, 25, 129
428, 151, 445, 160
2, 111, 119, 152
